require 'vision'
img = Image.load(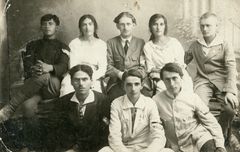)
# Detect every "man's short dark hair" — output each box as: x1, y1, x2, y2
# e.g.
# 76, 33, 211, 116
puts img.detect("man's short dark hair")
160, 63, 183, 80
113, 12, 136, 24
122, 69, 143, 82
40, 14, 60, 26
69, 64, 93, 79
